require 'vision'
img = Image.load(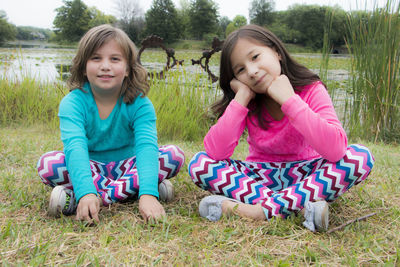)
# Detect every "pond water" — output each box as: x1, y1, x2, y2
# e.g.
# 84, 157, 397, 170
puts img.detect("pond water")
0, 47, 349, 83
